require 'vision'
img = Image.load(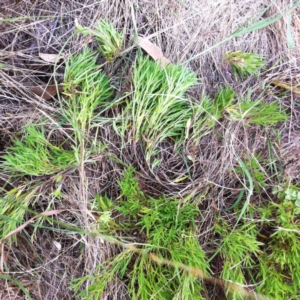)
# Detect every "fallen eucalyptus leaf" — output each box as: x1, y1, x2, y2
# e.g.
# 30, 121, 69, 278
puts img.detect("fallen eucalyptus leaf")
39, 52, 63, 63
137, 36, 170, 66
30, 84, 63, 100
